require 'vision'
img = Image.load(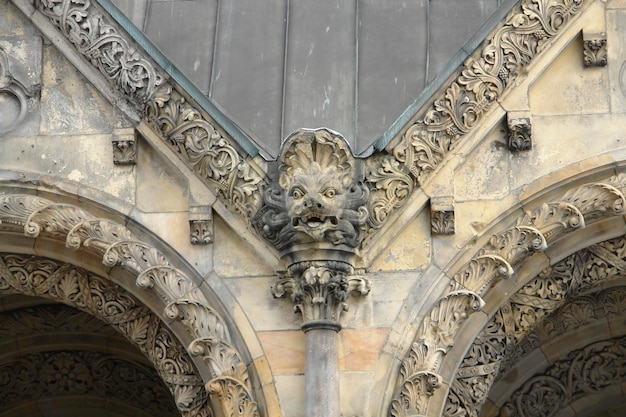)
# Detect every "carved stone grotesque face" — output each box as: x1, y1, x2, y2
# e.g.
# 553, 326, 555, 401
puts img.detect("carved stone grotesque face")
254, 129, 369, 250
286, 161, 347, 242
